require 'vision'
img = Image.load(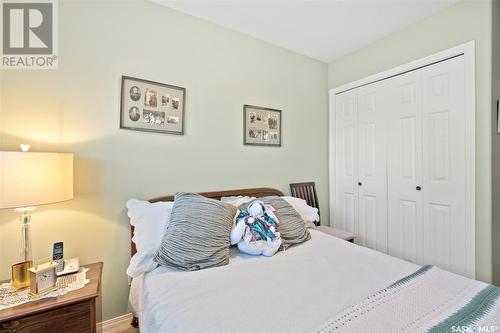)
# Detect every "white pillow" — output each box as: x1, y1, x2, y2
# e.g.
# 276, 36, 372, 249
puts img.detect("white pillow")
281, 196, 319, 226
221, 195, 319, 225
220, 196, 256, 207
126, 199, 174, 278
